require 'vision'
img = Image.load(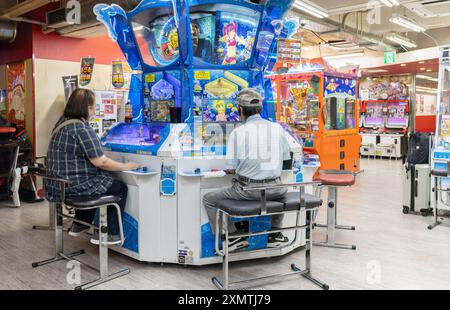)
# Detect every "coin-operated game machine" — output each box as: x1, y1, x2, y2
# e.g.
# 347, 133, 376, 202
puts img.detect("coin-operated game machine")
430, 47, 450, 220
94, 0, 302, 265
266, 58, 361, 172
359, 100, 408, 158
